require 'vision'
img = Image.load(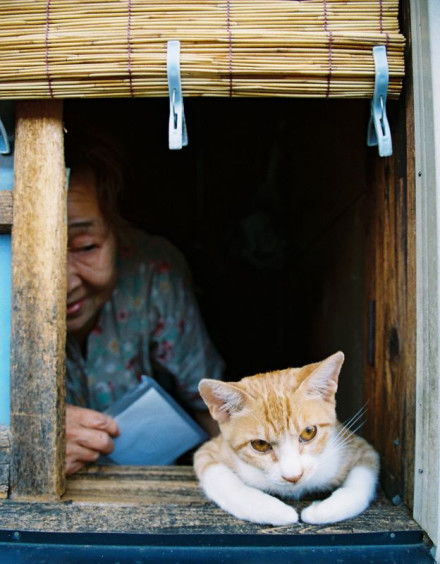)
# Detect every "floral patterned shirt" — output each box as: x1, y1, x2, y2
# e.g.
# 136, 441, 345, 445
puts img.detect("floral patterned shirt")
66, 228, 224, 412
